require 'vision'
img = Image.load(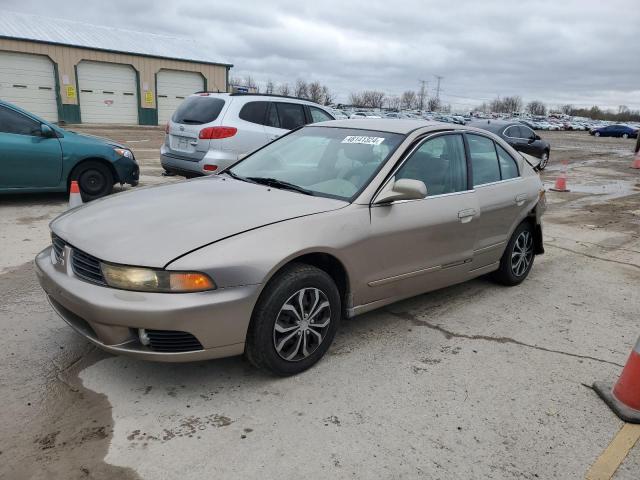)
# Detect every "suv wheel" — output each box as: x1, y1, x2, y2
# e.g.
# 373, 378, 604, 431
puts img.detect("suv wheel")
491, 221, 535, 286
539, 150, 550, 170
245, 264, 341, 376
